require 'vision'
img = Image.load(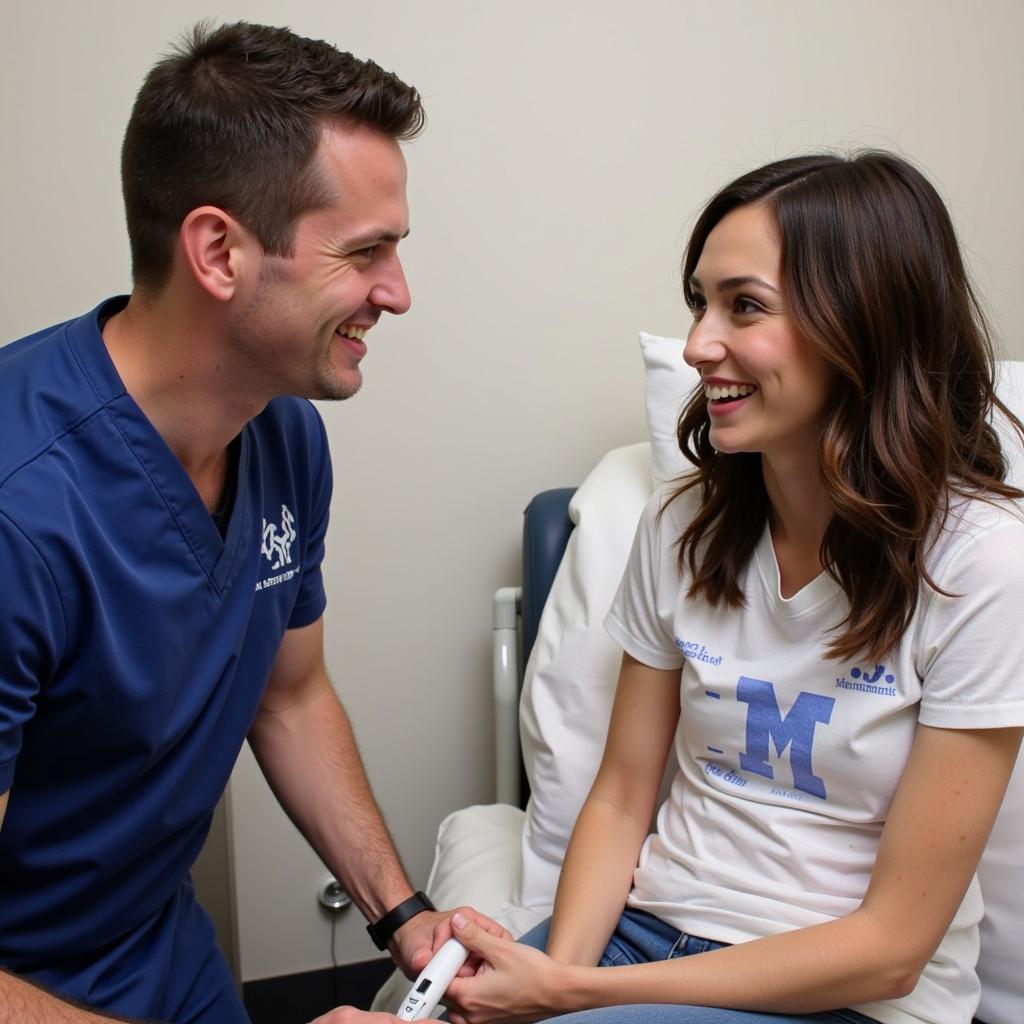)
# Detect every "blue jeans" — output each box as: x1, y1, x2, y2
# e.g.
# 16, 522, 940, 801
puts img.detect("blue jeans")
519, 909, 879, 1024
